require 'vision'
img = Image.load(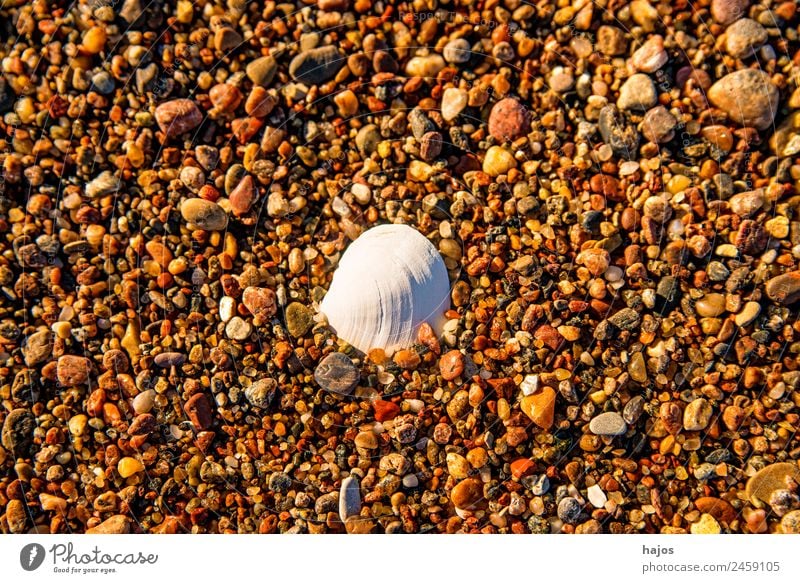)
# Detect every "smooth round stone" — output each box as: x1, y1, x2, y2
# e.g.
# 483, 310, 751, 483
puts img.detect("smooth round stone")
355, 124, 380, 156
623, 395, 645, 424
402, 474, 419, 488
683, 398, 713, 431
557, 497, 582, 524
450, 477, 483, 509
441, 87, 468, 121
154, 99, 202, 138
482, 146, 517, 177
589, 412, 627, 436
587, 484, 607, 508
245, 378, 277, 409
225, 316, 252, 340
617, 74, 657, 111
695, 293, 726, 317
354, 430, 378, 449
404, 54, 445, 77
446, 453, 470, 479
642, 106, 677, 144
443, 38, 471, 63
132, 390, 156, 414
712, 0, 750, 25
781, 510, 800, 534
314, 352, 360, 395
181, 198, 228, 231
339, 476, 361, 522
725, 18, 767, 58
488, 98, 531, 141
